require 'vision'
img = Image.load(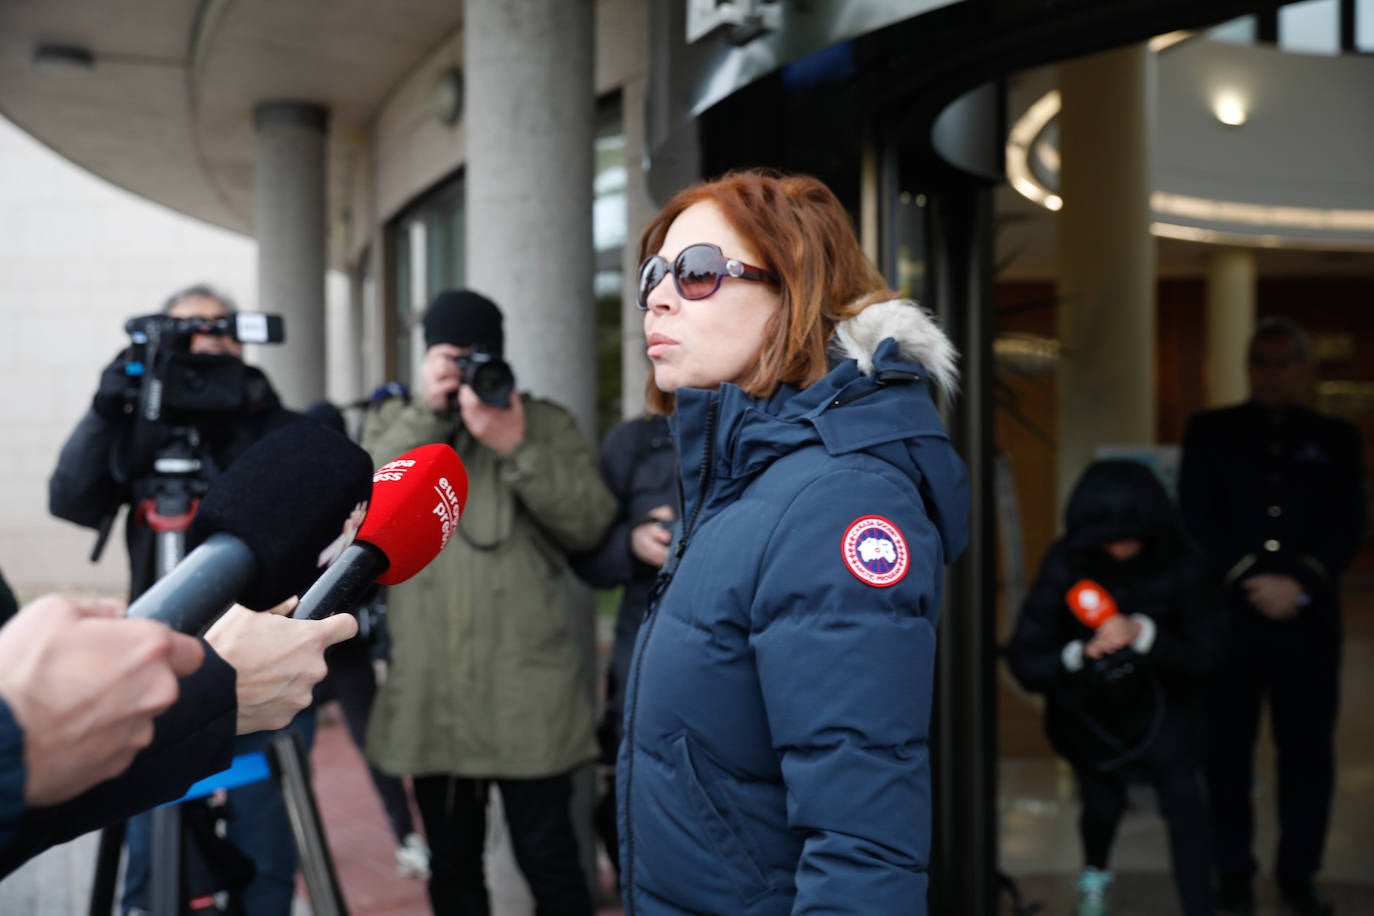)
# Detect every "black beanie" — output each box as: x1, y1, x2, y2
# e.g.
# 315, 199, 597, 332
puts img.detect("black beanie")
423, 289, 504, 354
